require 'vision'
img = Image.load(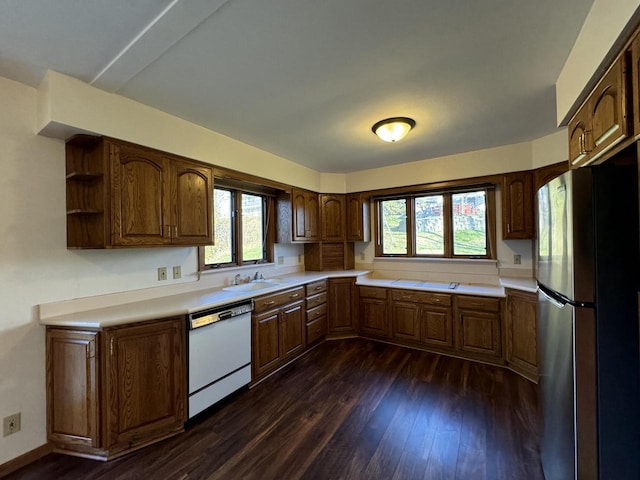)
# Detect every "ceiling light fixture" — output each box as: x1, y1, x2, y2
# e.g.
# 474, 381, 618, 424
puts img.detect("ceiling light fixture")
371, 117, 416, 143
